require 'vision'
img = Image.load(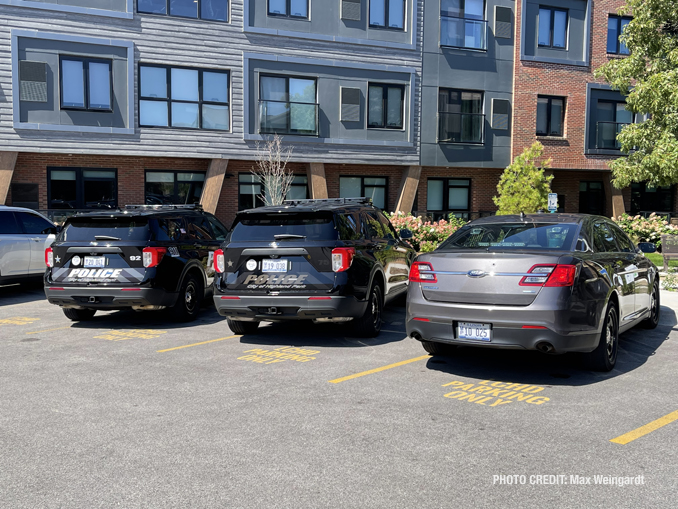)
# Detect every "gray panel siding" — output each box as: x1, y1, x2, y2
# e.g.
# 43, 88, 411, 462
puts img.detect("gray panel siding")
0, 0, 423, 165
26, 0, 126, 12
